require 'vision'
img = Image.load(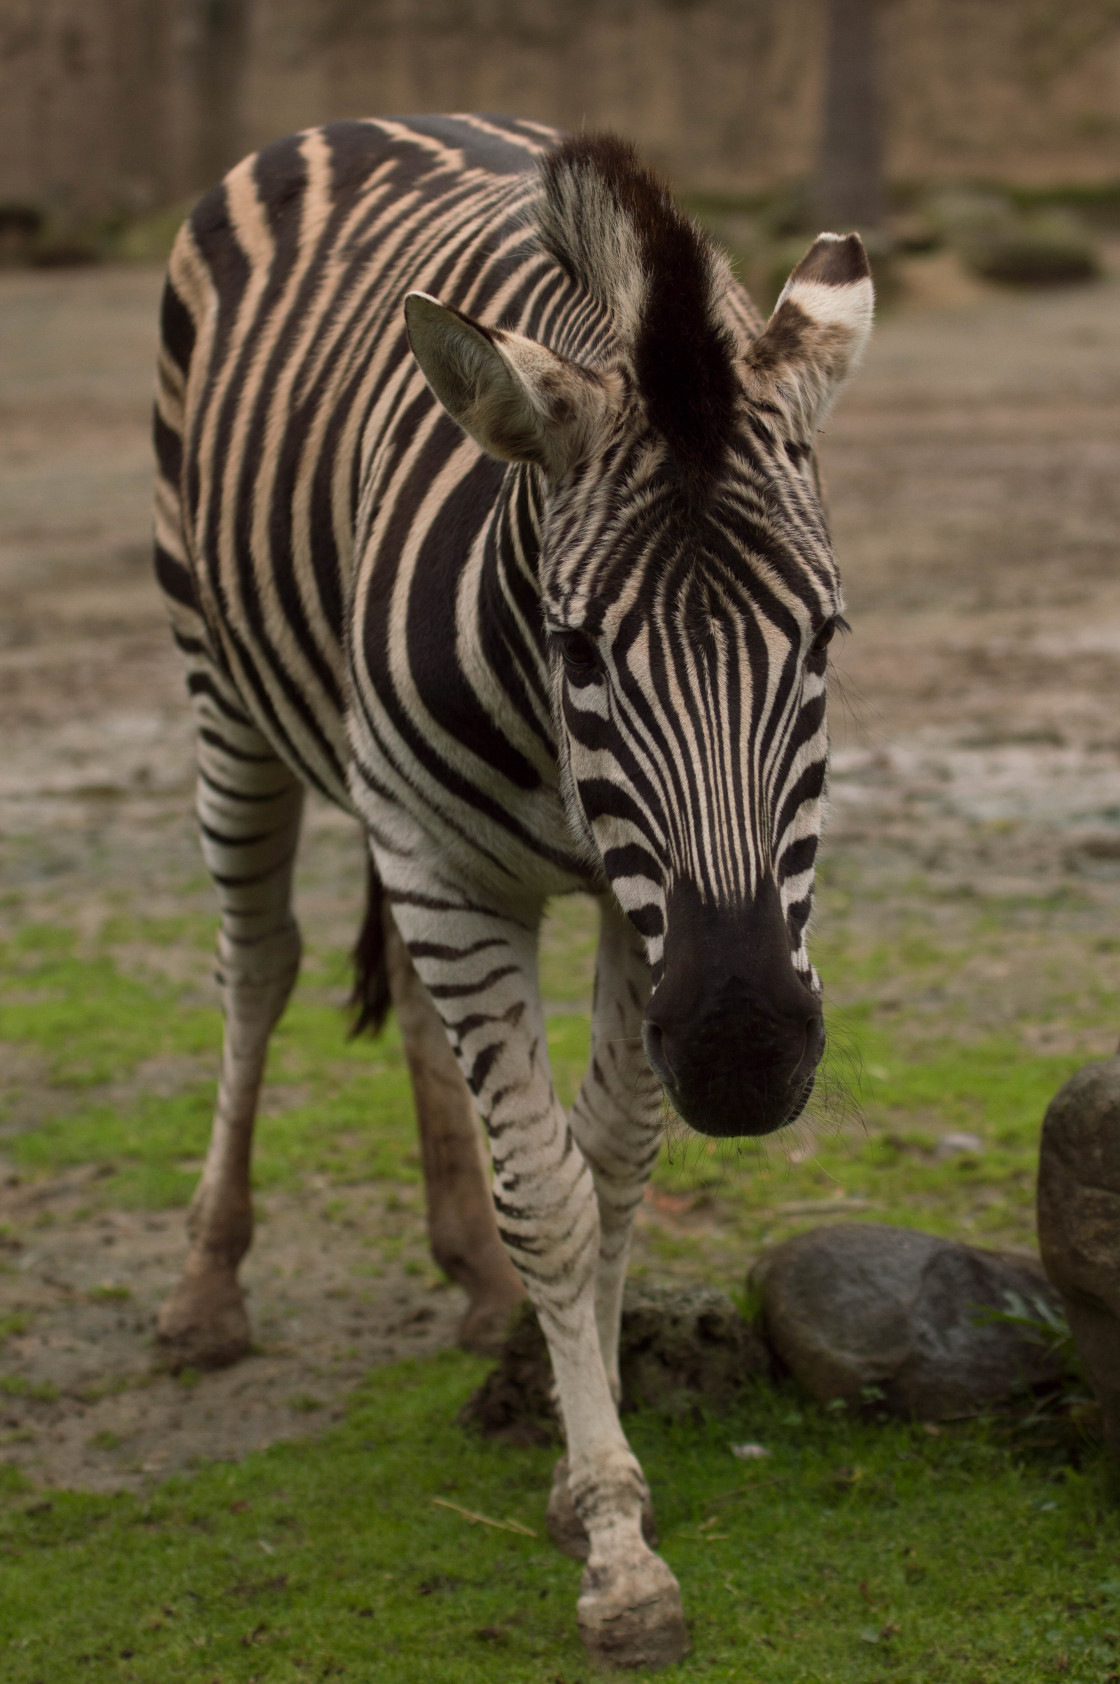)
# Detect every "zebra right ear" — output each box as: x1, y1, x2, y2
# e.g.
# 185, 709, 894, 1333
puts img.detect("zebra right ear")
744, 233, 874, 443
405, 292, 611, 477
